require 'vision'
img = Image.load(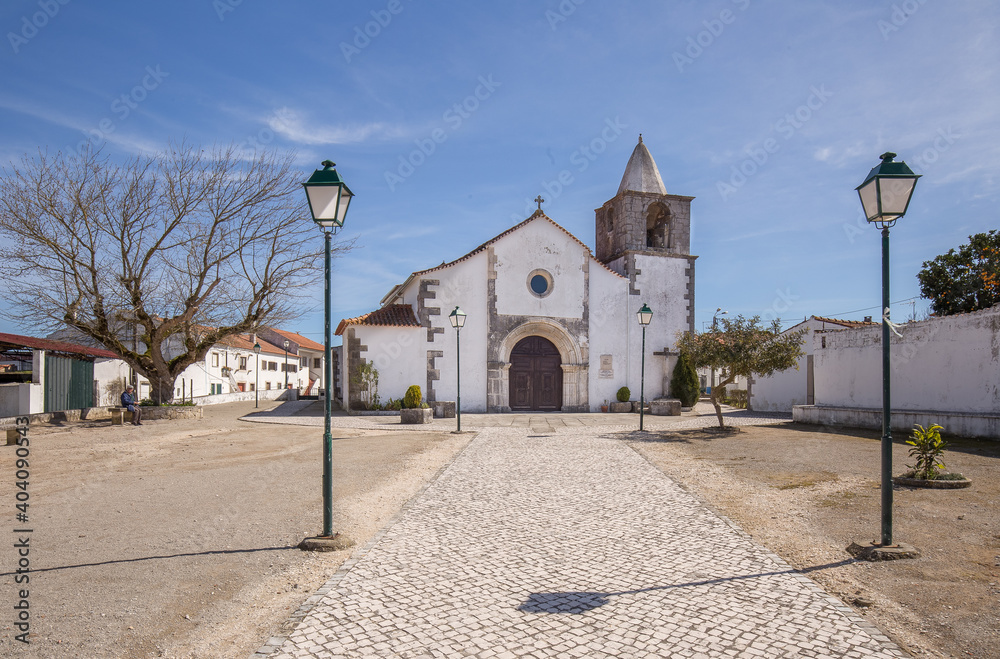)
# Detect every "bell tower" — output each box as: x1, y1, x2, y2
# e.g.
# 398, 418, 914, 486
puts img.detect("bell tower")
595, 135, 694, 264
595, 135, 697, 335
